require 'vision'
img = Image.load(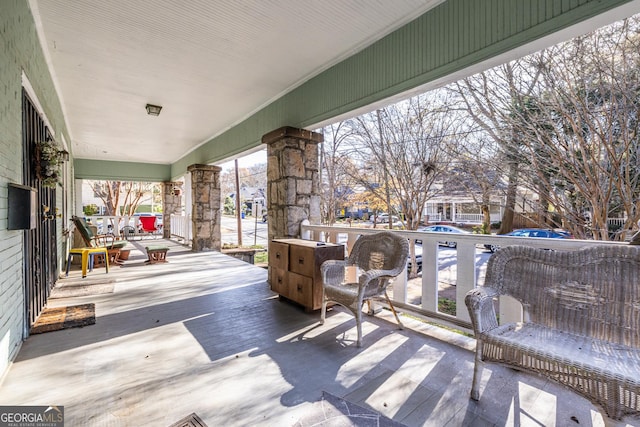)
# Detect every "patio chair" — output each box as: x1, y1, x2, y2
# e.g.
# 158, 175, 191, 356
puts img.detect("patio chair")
138, 215, 160, 237
320, 231, 409, 347
71, 216, 127, 266
71, 216, 126, 249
